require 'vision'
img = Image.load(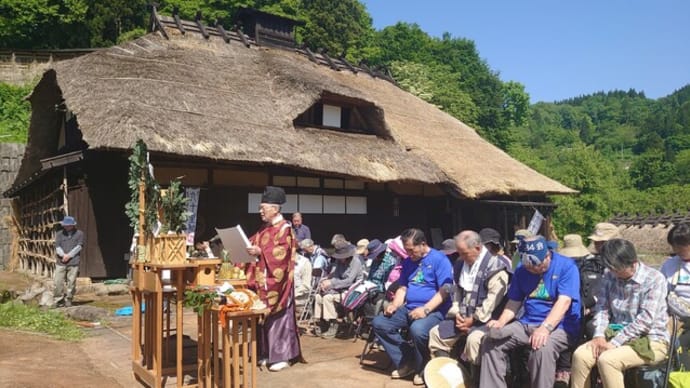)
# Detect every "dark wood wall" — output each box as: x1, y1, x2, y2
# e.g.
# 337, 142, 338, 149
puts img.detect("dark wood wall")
56, 151, 550, 278
69, 153, 131, 278
195, 187, 453, 249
